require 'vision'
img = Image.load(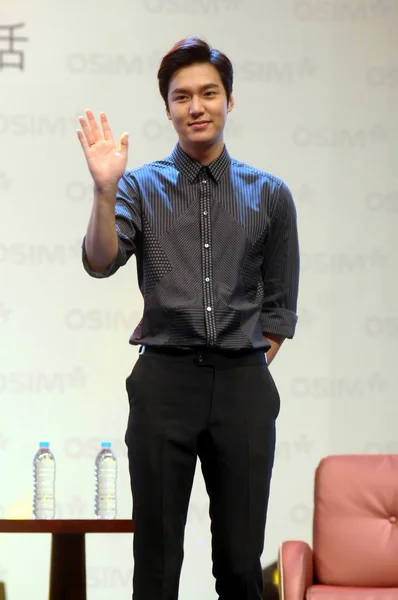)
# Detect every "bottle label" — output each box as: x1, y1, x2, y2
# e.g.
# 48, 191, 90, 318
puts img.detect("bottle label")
97, 459, 117, 515
36, 462, 55, 500
35, 458, 55, 517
